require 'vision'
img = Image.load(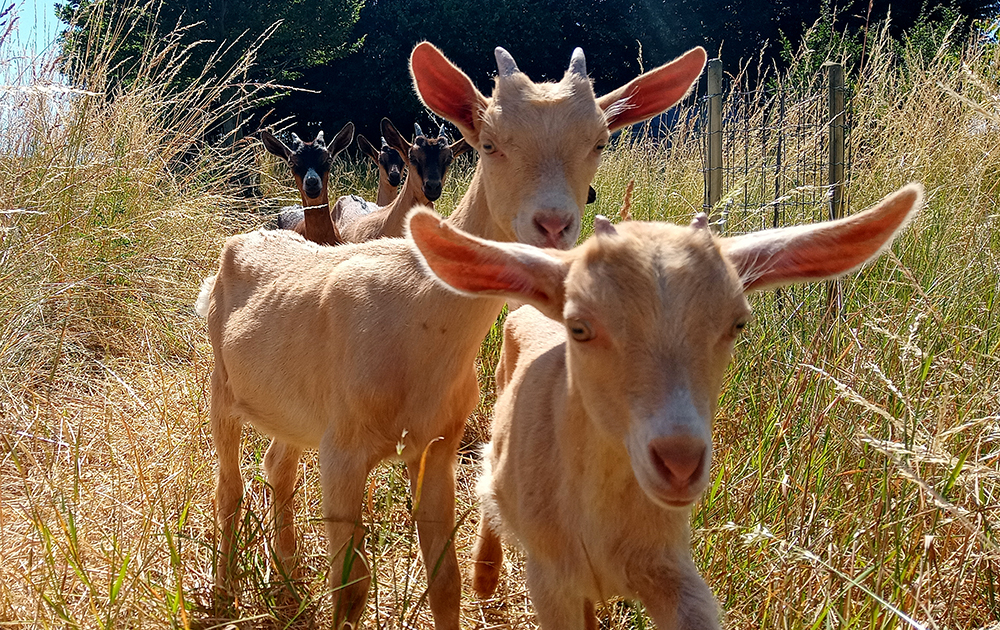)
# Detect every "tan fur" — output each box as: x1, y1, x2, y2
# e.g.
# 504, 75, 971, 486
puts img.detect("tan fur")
202, 42, 708, 629
406, 183, 923, 630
